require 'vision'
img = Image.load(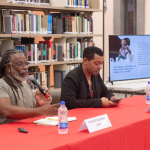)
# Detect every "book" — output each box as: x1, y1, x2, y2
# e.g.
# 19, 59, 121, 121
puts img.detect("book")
1, 39, 14, 57
33, 117, 77, 126
39, 41, 52, 62
3, 15, 12, 34
47, 15, 52, 34
54, 70, 66, 88
56, 18, 63, 34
